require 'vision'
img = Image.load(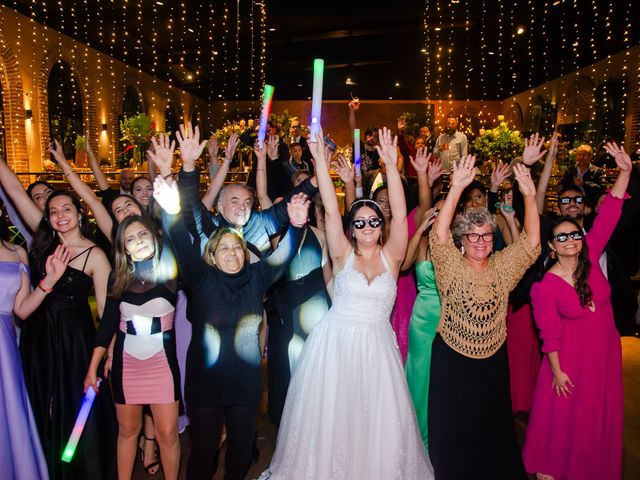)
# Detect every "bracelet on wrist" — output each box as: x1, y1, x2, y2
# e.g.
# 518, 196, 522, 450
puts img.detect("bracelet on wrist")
163, 172, 174, 179
38, 280, 53, 294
